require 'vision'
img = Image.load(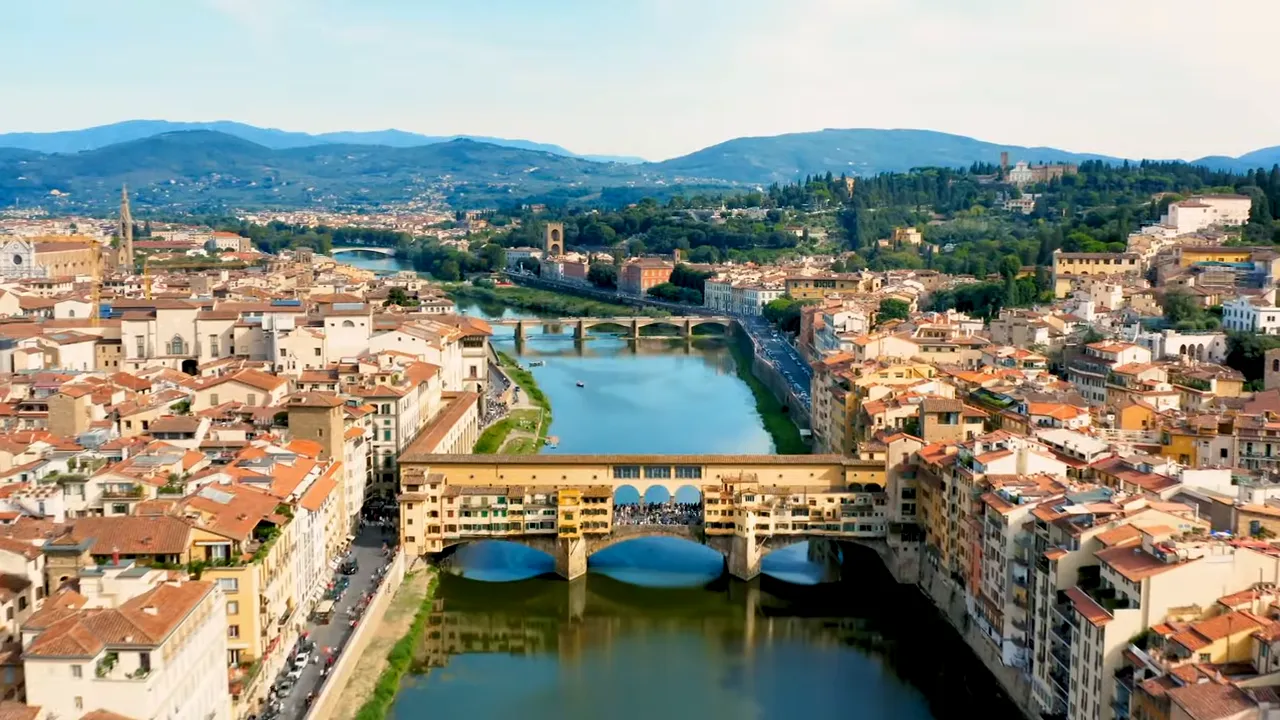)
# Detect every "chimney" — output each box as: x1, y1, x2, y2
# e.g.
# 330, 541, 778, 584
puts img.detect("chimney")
112, 546, 120, 565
